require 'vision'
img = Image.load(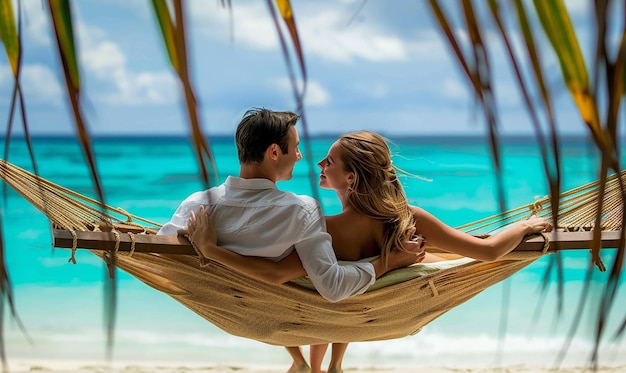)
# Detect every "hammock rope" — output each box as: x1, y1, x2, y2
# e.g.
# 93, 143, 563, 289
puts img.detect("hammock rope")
0, 159, 624, 346
1, 159, 623, 240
